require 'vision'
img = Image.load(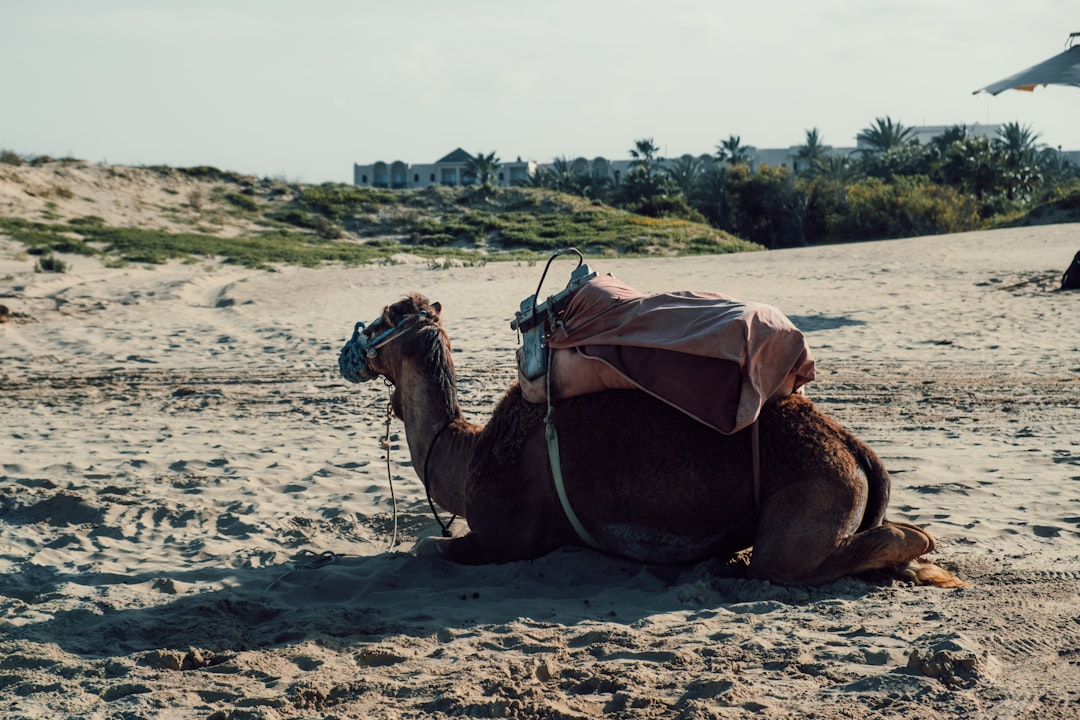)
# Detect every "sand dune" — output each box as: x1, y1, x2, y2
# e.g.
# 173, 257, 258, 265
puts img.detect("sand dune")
1, 225, 1079, 718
